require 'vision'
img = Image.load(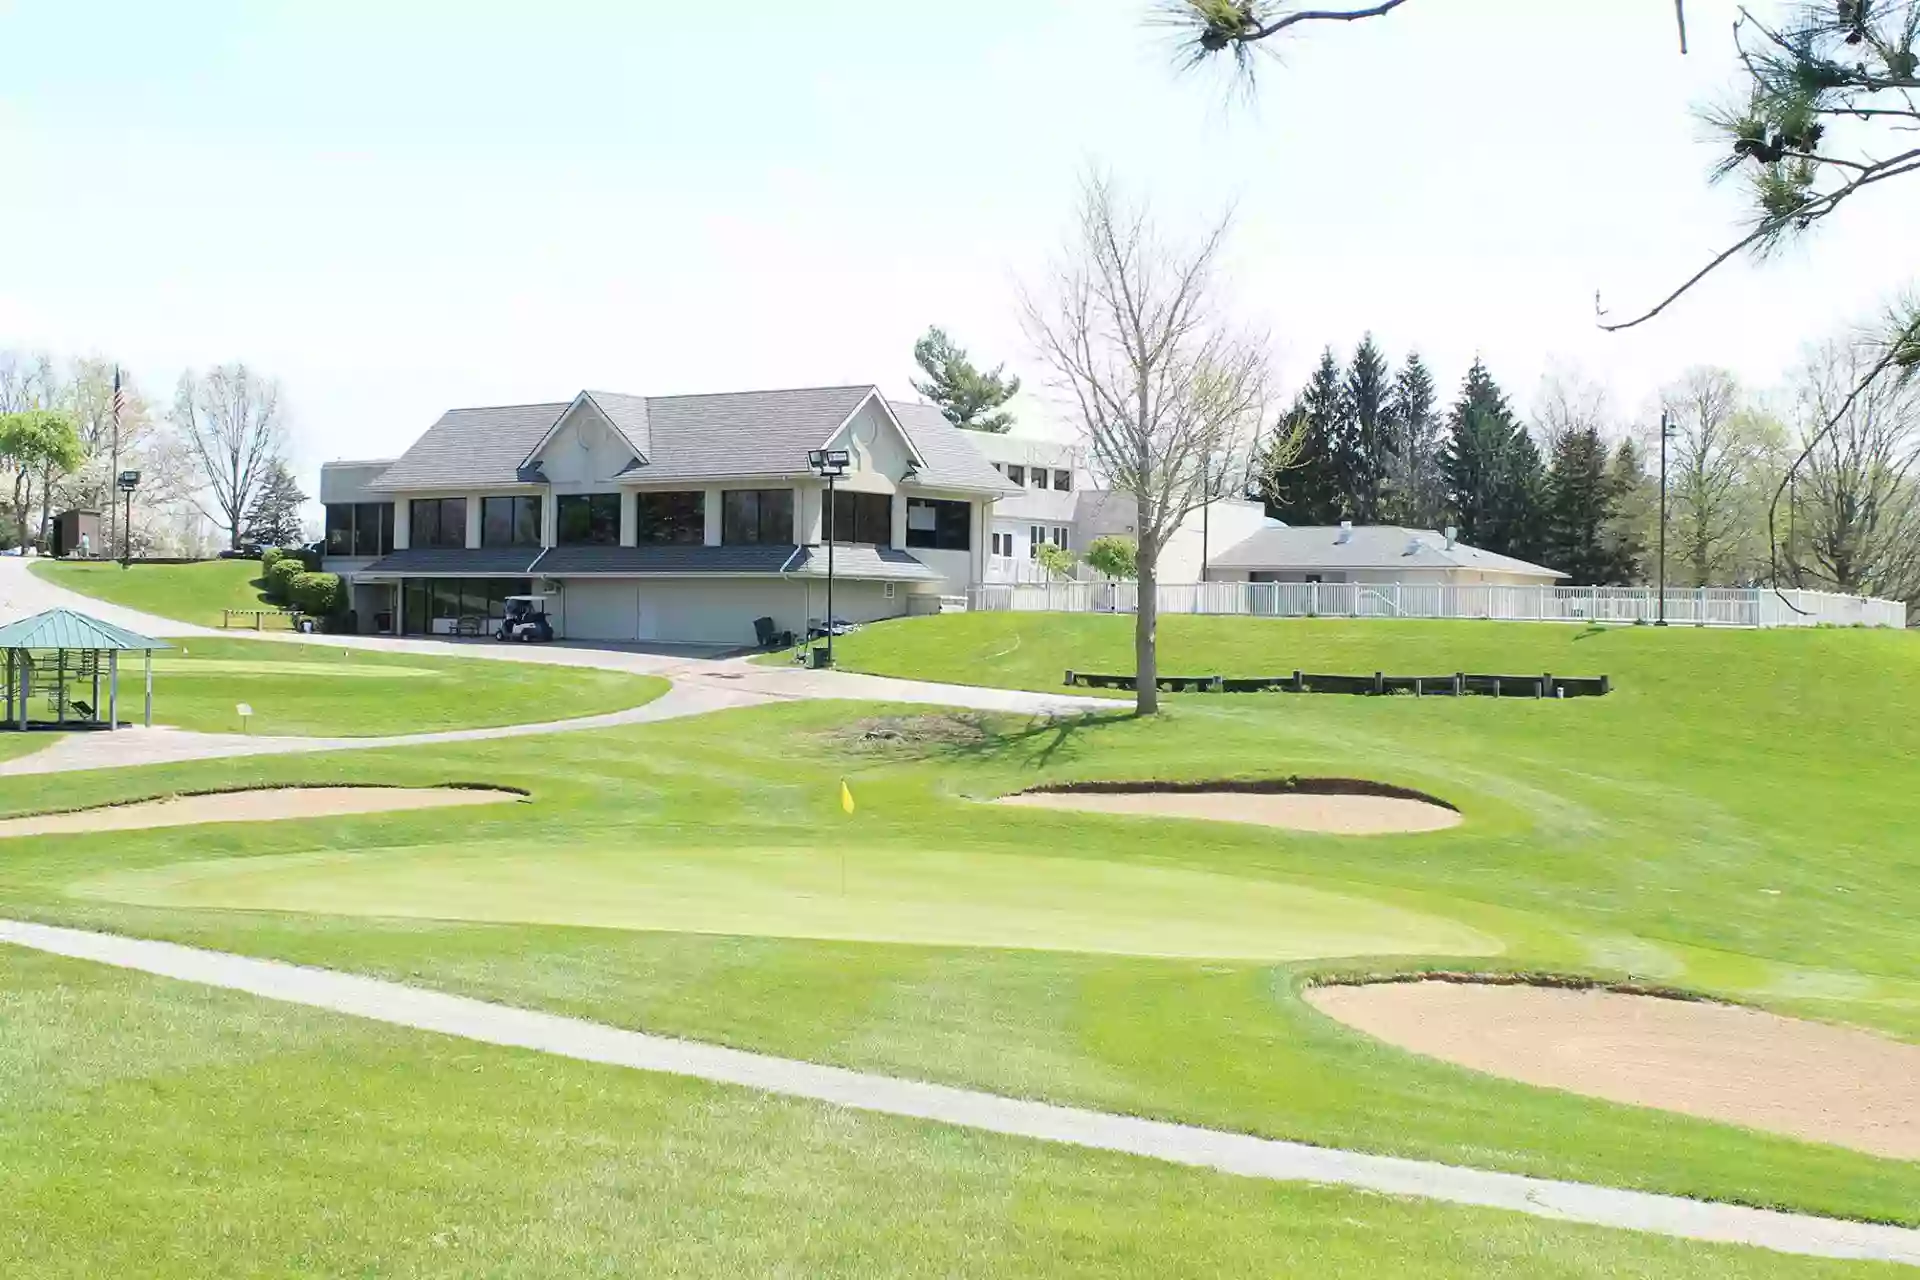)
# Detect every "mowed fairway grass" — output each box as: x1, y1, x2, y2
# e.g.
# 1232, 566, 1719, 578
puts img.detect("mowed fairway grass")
142, 638, 667, 735
3, 610, 1919, 1240
6, 950, 1872, 1280
30, 557, 288, 629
